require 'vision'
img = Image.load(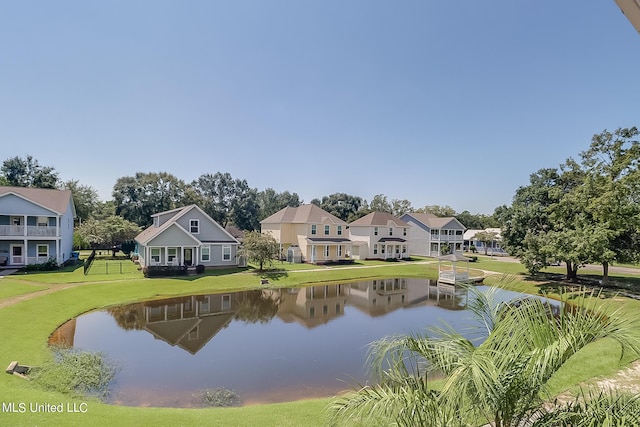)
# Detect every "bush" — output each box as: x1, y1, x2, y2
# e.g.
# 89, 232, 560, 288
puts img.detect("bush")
196, 264, 205, 274
25, 258, 59, 271
33, 348, 117, 399
197, 387, 241, 407
143, 265, 188, 277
